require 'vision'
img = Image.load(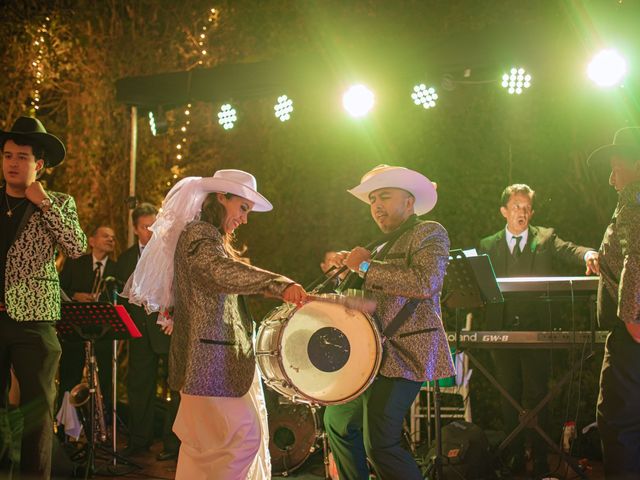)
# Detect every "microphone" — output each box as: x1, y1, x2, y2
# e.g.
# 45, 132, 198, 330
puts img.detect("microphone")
103, 276, 123, 291
103, 276, 123, 304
